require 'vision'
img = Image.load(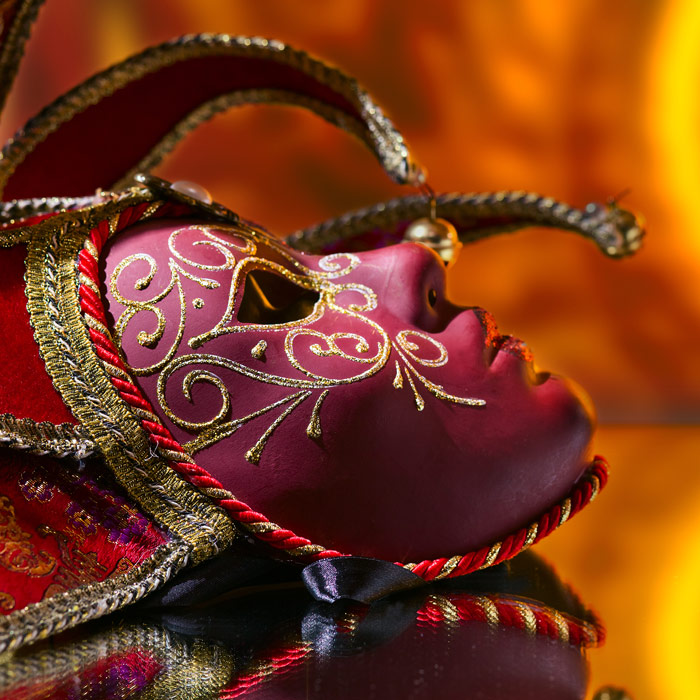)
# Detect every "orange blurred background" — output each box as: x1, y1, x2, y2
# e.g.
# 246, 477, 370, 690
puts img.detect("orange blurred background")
3, 2, 700, 698
5, 0, 700, 423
